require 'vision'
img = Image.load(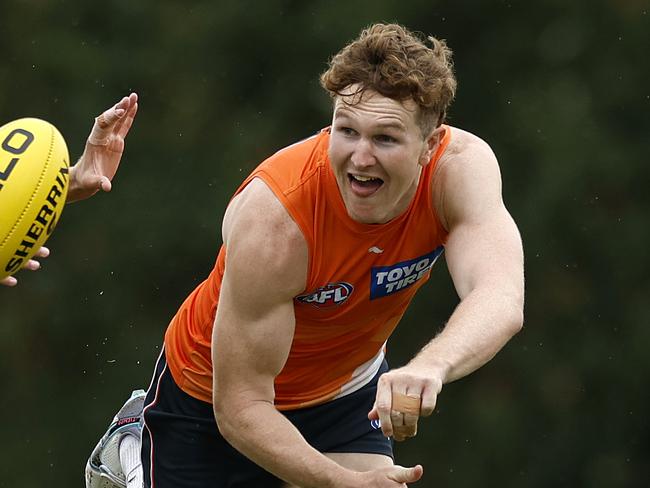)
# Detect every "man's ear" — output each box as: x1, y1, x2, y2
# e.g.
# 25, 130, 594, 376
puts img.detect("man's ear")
420, 126, 445, 166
